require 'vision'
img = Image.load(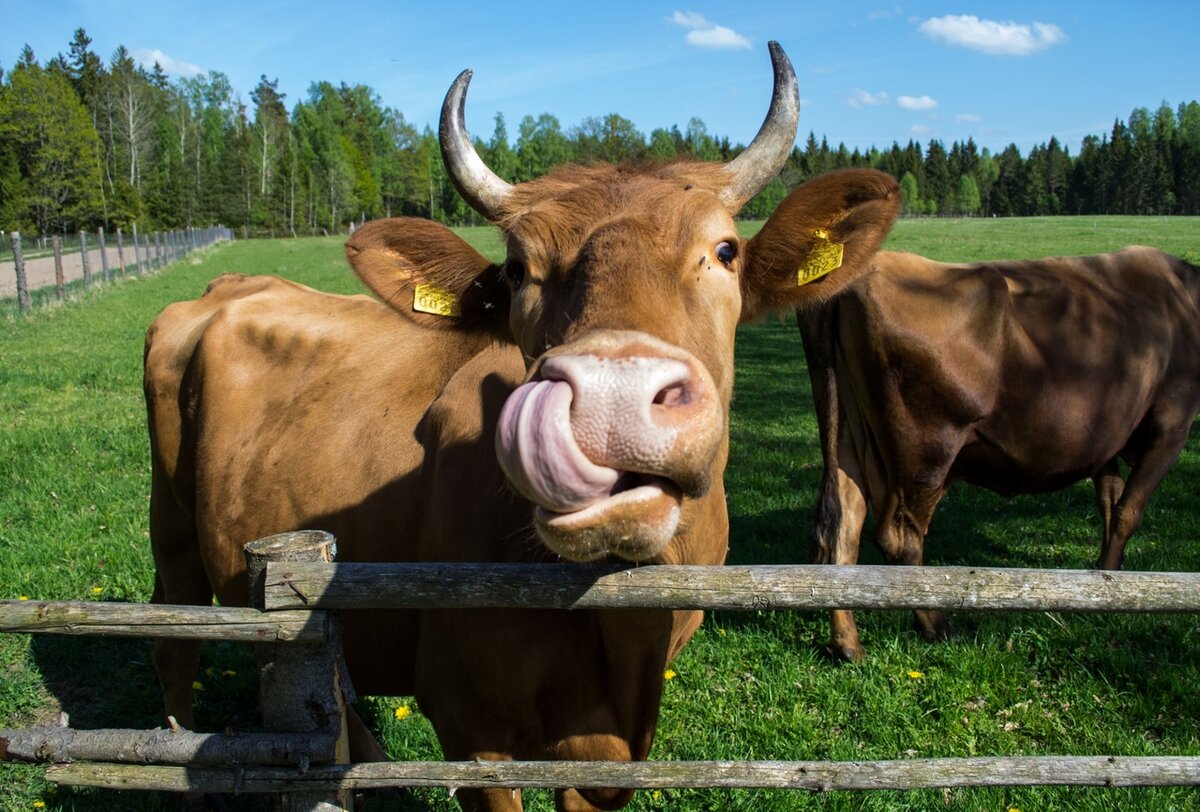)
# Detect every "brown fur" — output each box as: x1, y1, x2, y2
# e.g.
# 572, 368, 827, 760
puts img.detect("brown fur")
145, 166, 900, 810
798, 243, 1200, 661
